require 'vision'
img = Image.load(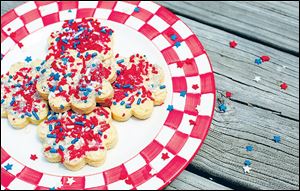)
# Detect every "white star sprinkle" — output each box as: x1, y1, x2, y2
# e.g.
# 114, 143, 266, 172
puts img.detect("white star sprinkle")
243, 166, 252, 174
55, 180, 63, 189
149, 168, 157, 176
253, 76, 261, 82
66, 177, 75, 186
